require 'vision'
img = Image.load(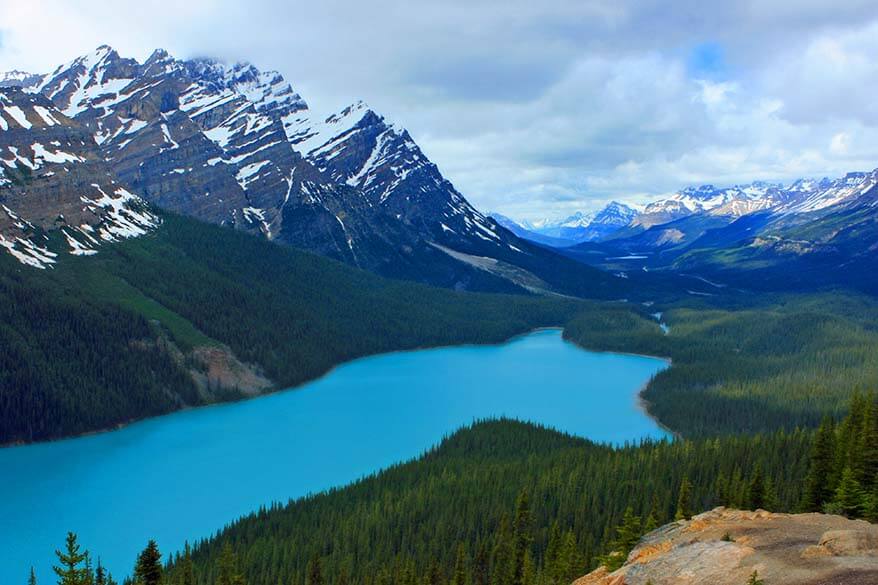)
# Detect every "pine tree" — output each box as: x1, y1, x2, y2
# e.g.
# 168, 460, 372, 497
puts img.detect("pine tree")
53, 532, 89, 585
337, 566, 350, 585
424, 559, 444, 585
450, 544, 467, 585
802, 417, 836, 511
471, 542, 488, 585
674, 477, 693, 521
837, 393, 866, 475
28, 567, 37, 585
831, 466, 865, 517
305, 553, 322, 585
864, 483, 878, 523
543, 523, 561, 585
857, 394, 878, 489
217, 543, 245, 585
747, 570, 764, 585
83, 555, 93, 585
94, 560, 105, 585
511, 490, 533, 585
746, 466, 767, 511
177, 543, 195, 585
134, 540, 163, 585
490, 514, 513, 585
558, 530, 582, 583
598, 507, 641, 572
